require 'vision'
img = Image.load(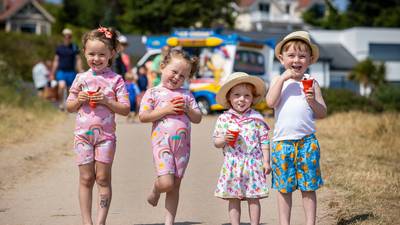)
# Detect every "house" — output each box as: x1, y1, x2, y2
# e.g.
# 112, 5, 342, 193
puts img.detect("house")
0, 0, 54, 35
233, 0, 326, 32
311, 28, 400, 94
